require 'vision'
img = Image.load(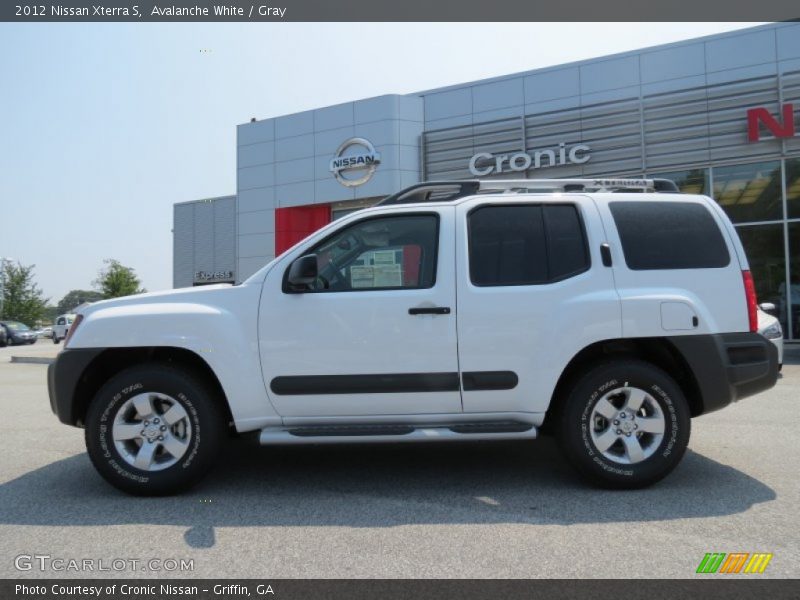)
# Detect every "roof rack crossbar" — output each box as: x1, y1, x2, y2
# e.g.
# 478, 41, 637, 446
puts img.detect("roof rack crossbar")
377, 178, 679, 206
